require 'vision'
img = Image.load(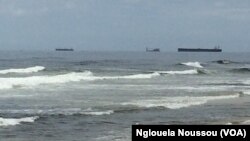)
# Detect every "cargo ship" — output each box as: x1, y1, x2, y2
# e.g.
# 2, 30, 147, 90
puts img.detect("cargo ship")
178, 46, 222, 52
146, 48, 160, 52
55, 48, 74, 51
